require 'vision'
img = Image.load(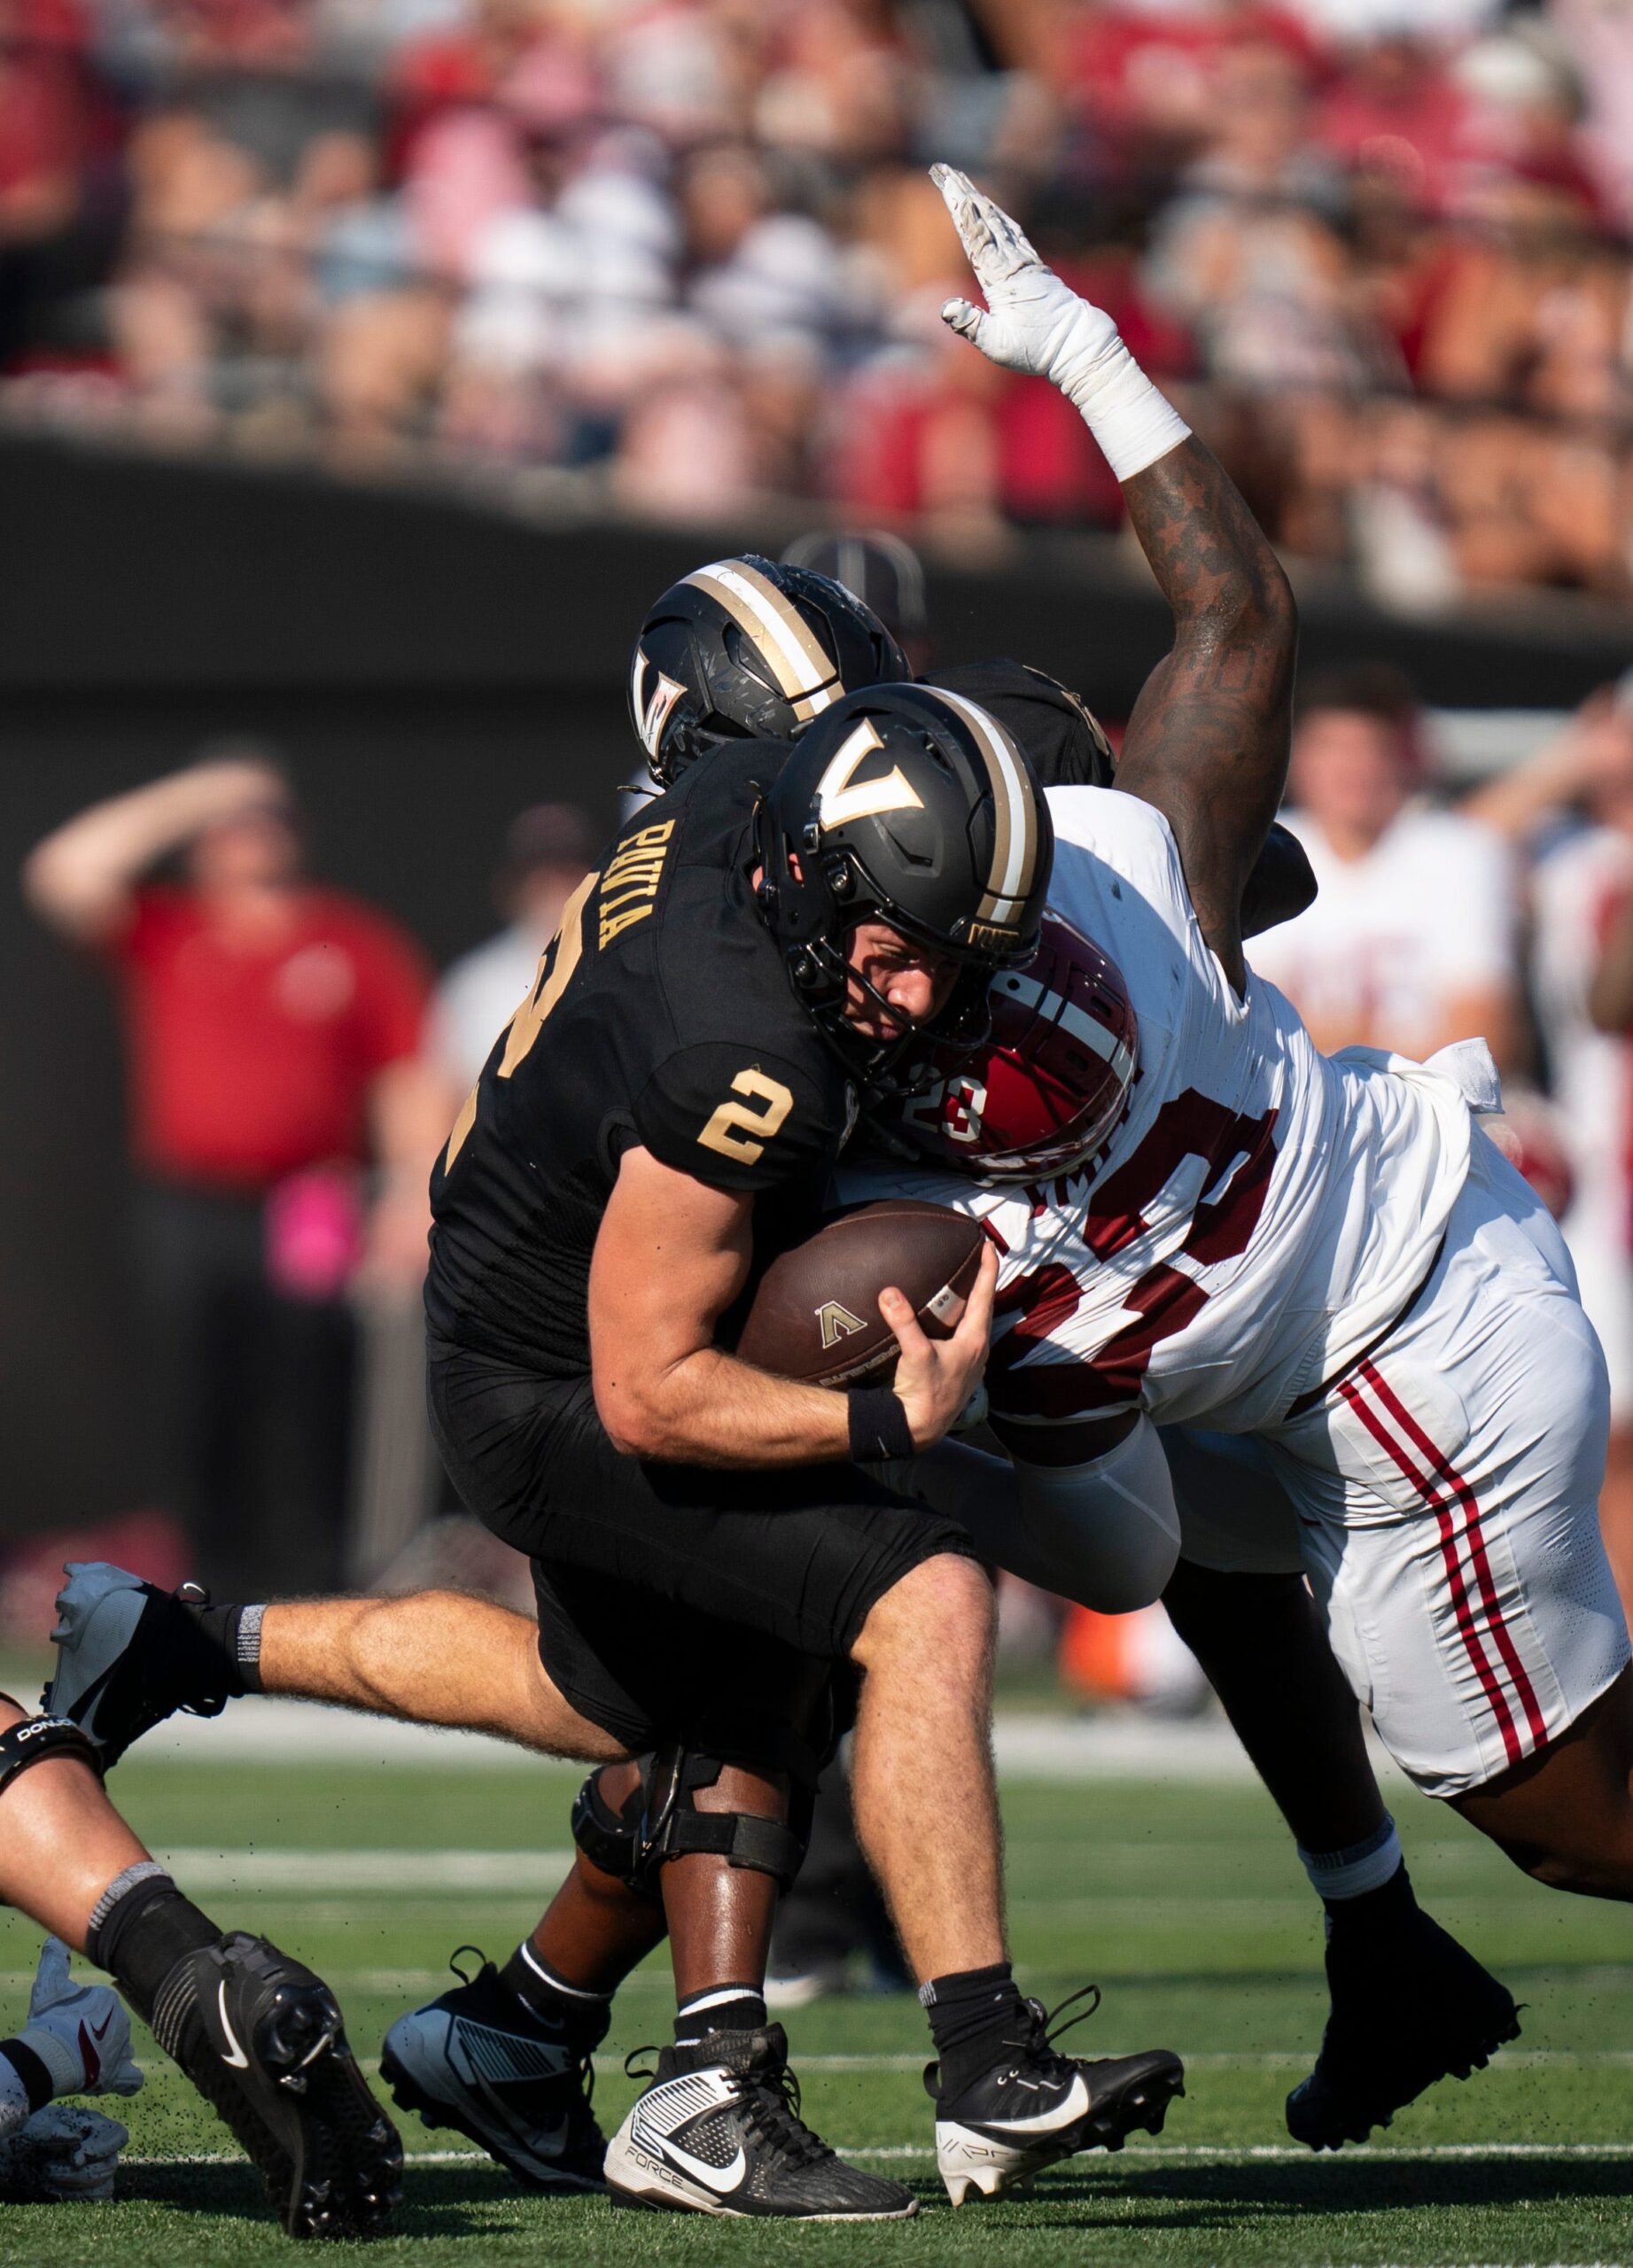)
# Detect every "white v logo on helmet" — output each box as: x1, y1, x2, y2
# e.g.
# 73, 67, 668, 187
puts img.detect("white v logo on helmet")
631, 646, 687, 760
816, 718, 925, 829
